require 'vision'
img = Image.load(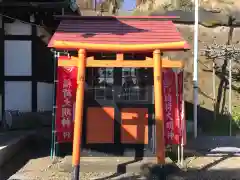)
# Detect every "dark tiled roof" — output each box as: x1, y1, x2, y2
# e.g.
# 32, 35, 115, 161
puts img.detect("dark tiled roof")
0, 0, 68, 7
48, 16, 189, 49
